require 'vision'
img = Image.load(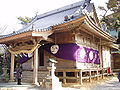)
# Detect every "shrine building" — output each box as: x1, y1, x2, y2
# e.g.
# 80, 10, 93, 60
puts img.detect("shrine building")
0, 0, 119, 84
